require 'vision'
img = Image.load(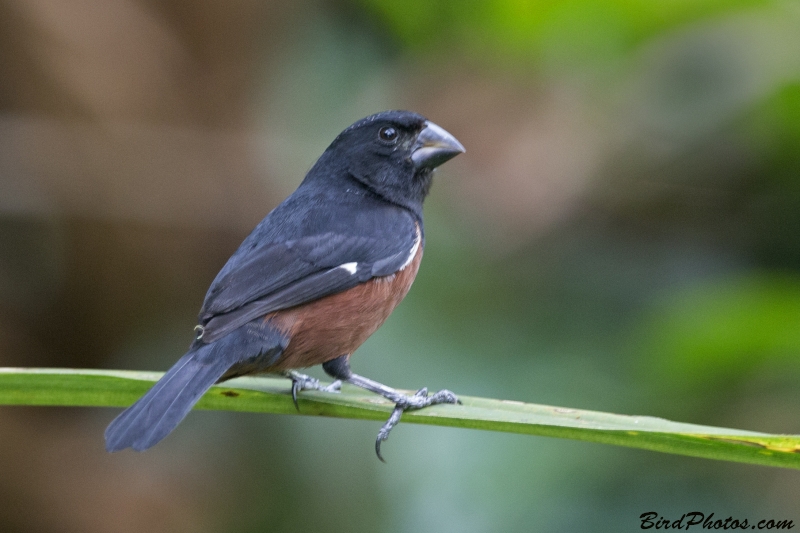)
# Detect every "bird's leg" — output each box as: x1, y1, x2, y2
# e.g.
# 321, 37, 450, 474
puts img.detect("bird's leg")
347, 374, 459, 462
322, 355, 459, 462
284, 371, 341, 410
